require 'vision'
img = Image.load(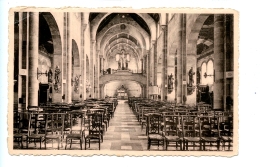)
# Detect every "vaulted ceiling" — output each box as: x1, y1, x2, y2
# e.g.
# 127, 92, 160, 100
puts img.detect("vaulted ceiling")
197, 14, 214, 55
91, 13, 158, 61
